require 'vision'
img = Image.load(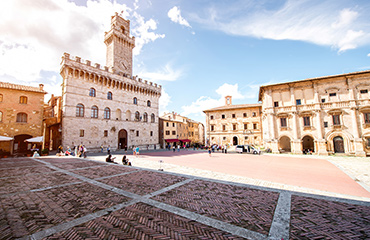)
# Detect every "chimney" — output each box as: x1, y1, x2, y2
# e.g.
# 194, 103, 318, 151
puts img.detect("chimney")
39, 84, 44, 91
225, 96, 232, 106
